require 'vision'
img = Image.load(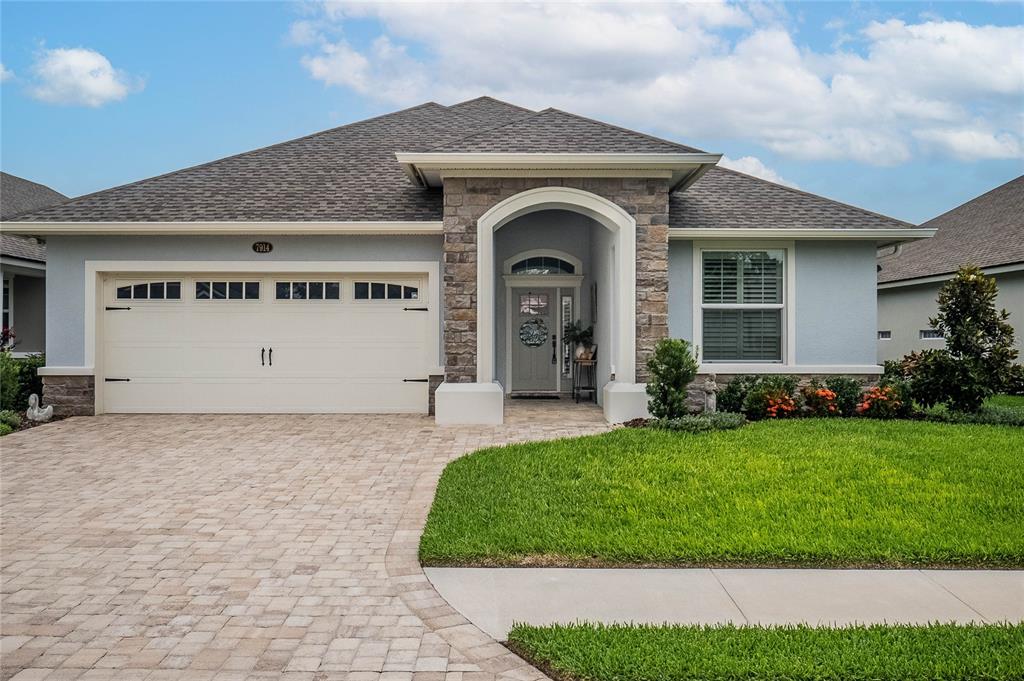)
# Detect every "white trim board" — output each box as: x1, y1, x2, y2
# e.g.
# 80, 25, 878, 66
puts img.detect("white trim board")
699, 364, 882, 374
81, 260, 441, 414
877, 262, 1024, 289
670, 228, 934, 244
0, 221, 443, 236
